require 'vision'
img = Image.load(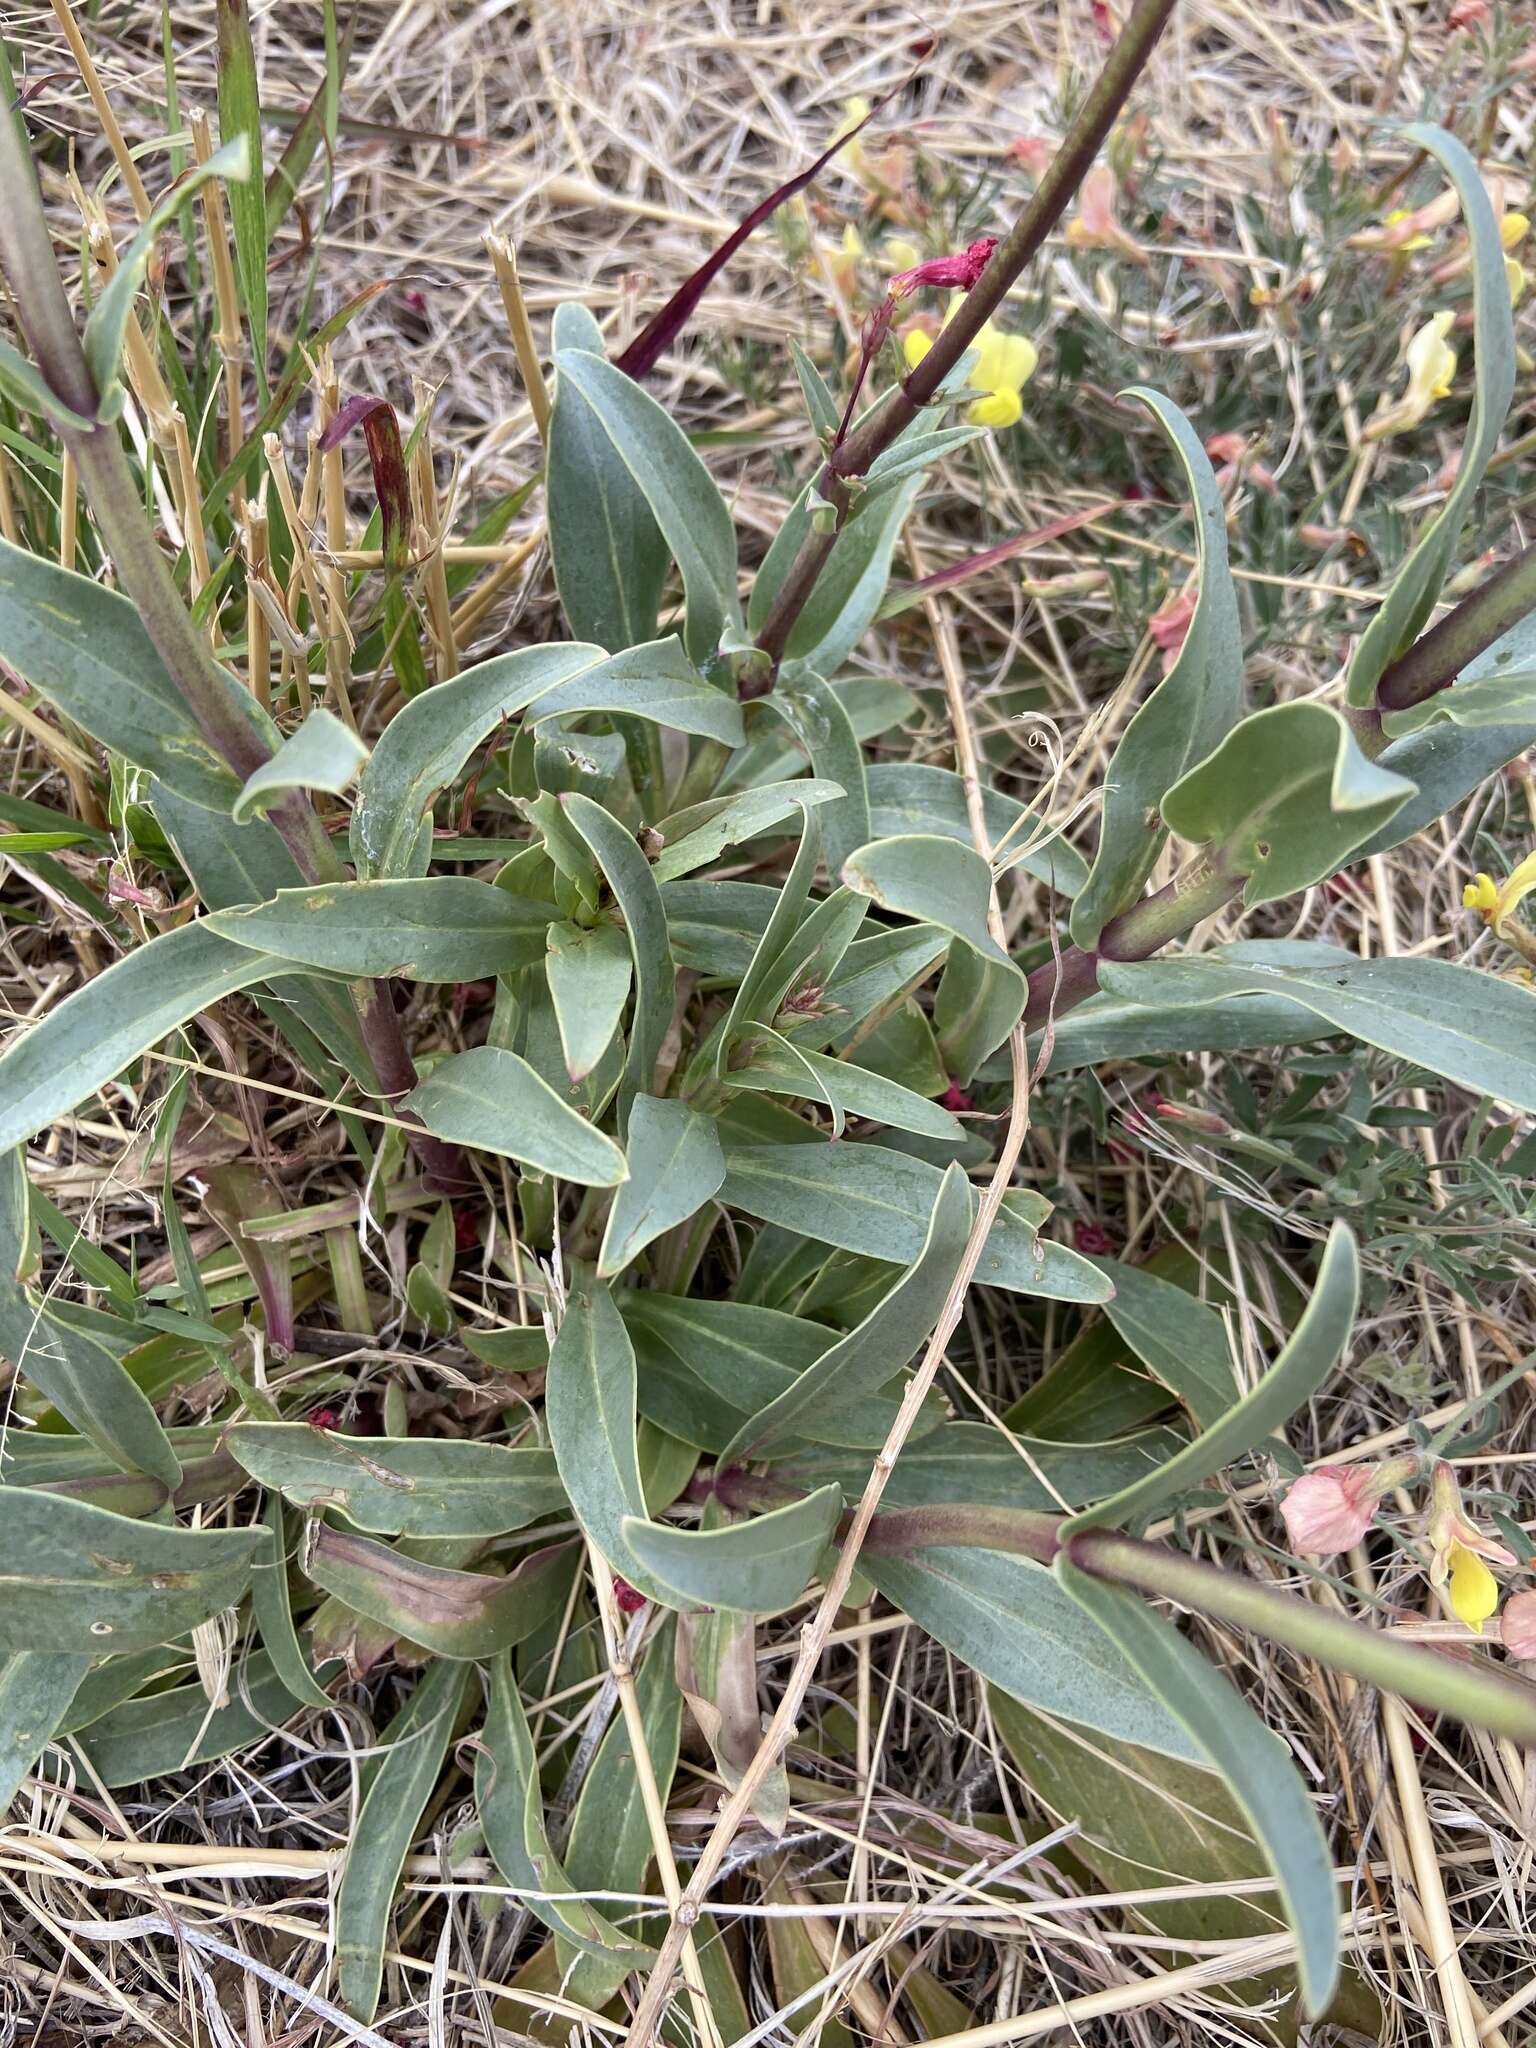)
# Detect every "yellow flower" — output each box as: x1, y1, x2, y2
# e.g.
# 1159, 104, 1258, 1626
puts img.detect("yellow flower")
1425, 1461, 1515, 1633
823, 223, 865, 300
903, 307, 1038, 430
1501, 210, 1530, 251
1362, 311, 1457, 441
1508, 256, 1529, 307
1383, 206, 1433, 252
883, 236, 922, 275
1463, 848, 1536, 934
